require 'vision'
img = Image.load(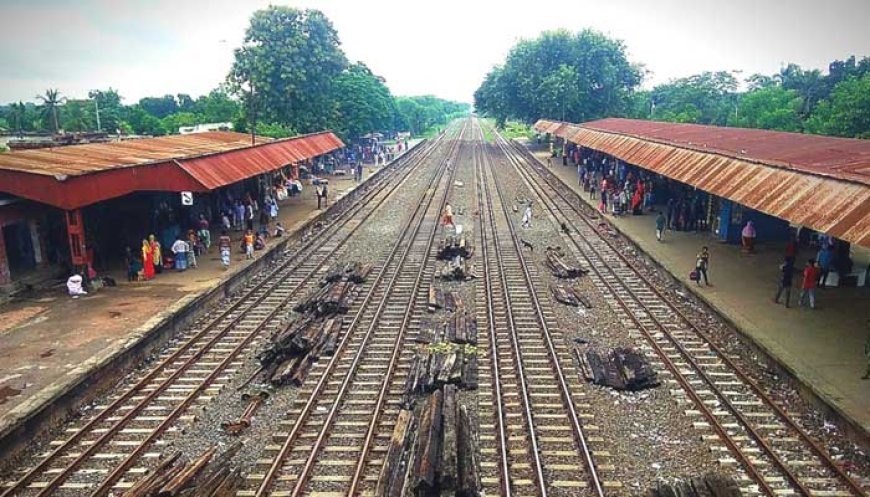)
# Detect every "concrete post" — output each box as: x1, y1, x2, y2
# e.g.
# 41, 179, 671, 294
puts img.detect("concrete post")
0, 230, 10, 286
